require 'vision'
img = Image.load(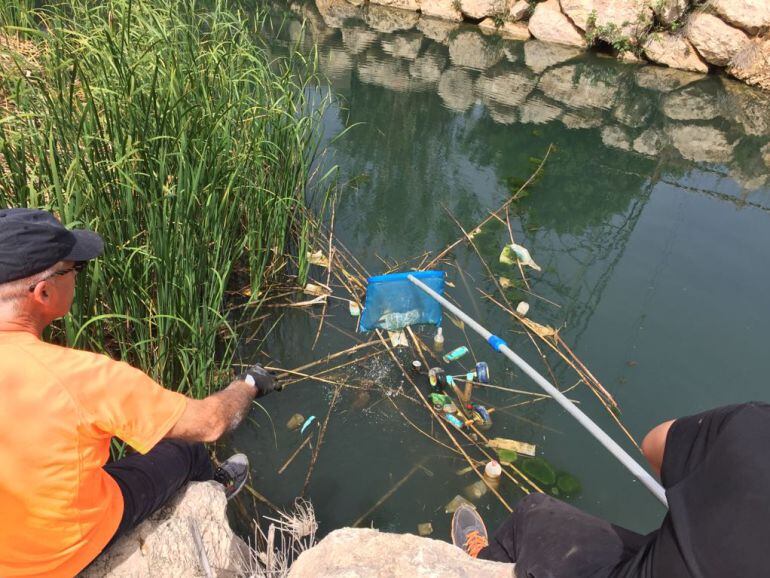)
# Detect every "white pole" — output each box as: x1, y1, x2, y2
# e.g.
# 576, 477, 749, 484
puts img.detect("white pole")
408, 274, 668, 506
